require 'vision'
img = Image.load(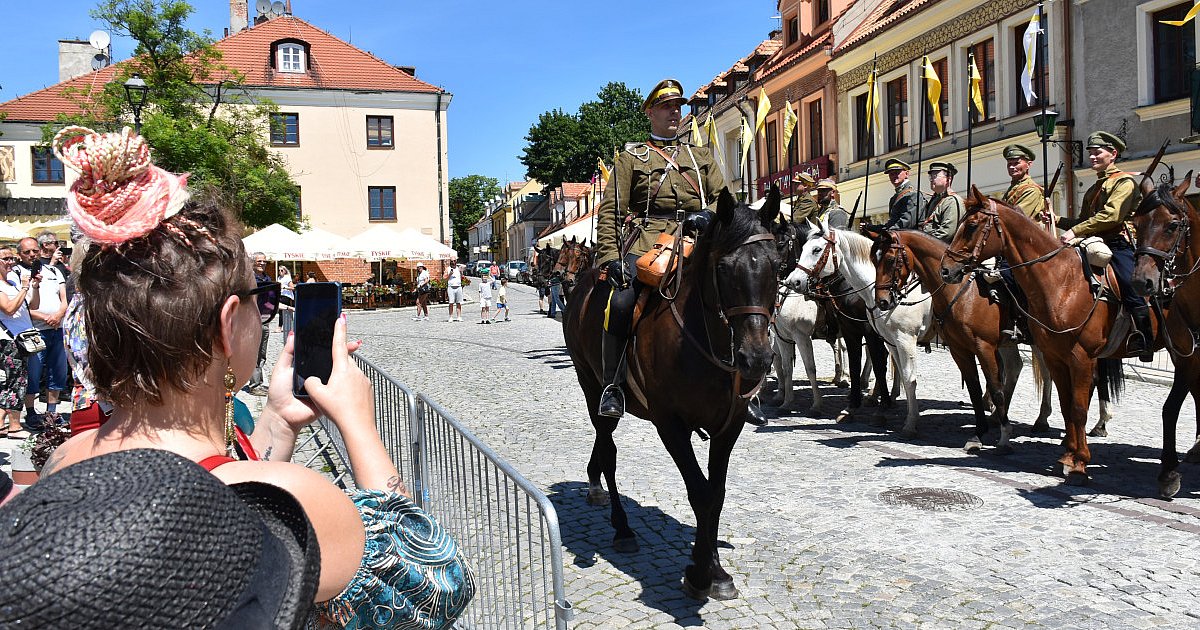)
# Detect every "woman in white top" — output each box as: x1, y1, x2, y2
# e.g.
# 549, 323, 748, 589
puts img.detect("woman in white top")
413, 263, 431, 321
0, 246, 40, 440
277, 265, 295, 335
